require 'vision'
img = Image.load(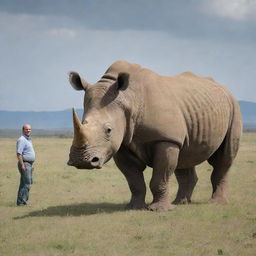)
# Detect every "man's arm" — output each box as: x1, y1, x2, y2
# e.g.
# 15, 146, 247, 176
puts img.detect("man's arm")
17, 153, 25, 171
